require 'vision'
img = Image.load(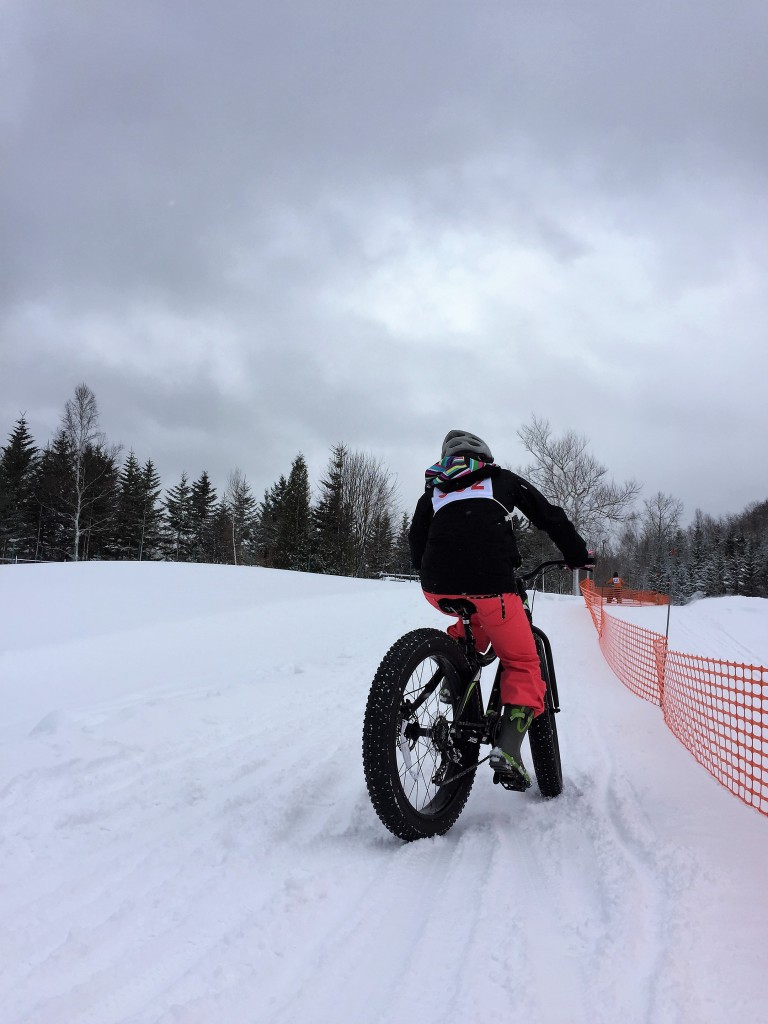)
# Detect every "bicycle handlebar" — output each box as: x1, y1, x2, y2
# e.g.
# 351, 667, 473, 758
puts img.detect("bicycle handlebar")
518, 560, 570, 584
